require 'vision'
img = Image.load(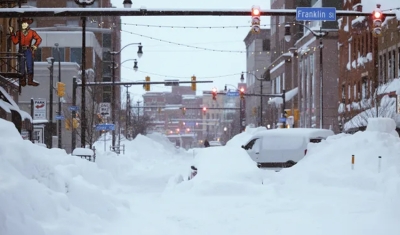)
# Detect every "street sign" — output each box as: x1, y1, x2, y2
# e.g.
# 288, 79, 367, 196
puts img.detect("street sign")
296, 7, 336, 21
69, 106, 79, 111
96, 123, 115, 131
55, 115, 65, 120
227, 91, 239, 97
99, 102, 111, 117
33, 98, 47, 120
